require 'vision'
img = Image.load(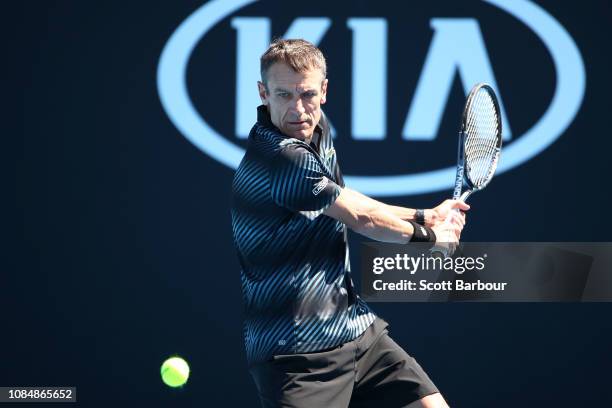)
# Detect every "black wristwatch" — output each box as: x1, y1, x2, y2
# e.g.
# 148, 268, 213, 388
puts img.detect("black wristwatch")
415, 209, 426, 225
